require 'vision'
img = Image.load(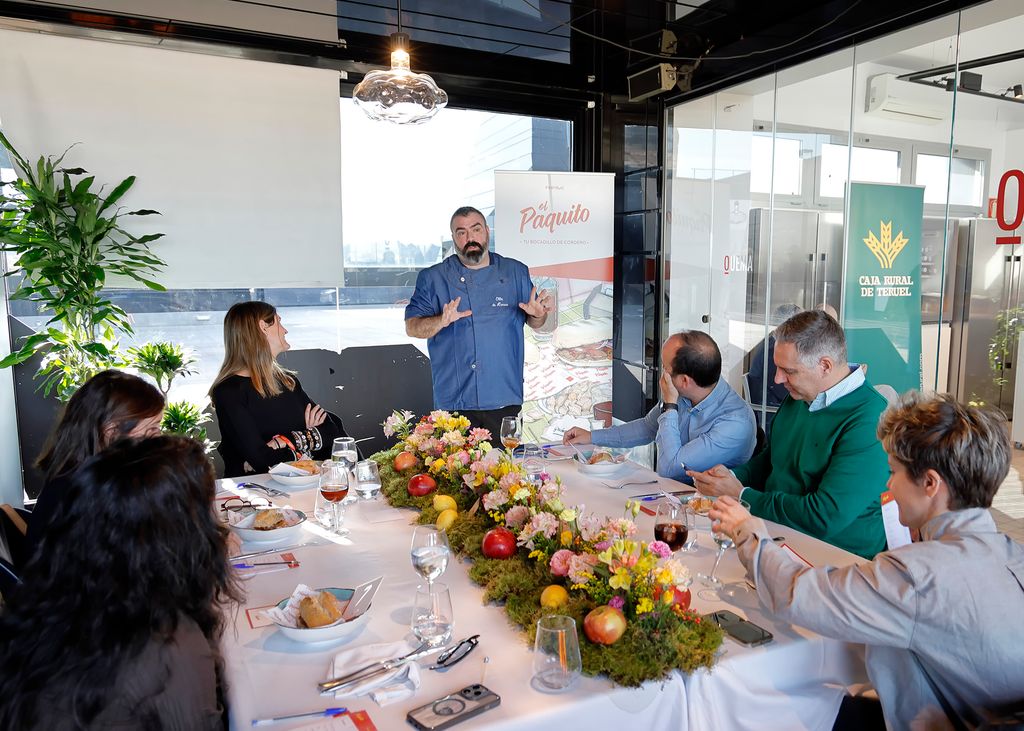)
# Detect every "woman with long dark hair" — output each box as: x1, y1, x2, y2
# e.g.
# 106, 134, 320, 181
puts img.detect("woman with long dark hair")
25, 369, 165, 559
0, 436, 242, 729
209, 300, 345, 476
